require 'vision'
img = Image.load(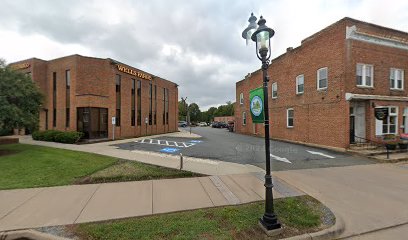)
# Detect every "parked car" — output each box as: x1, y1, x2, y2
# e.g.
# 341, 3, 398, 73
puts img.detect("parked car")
198, 122, 207, 127
178, 121, 187, 127
212, 122, 228, 128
